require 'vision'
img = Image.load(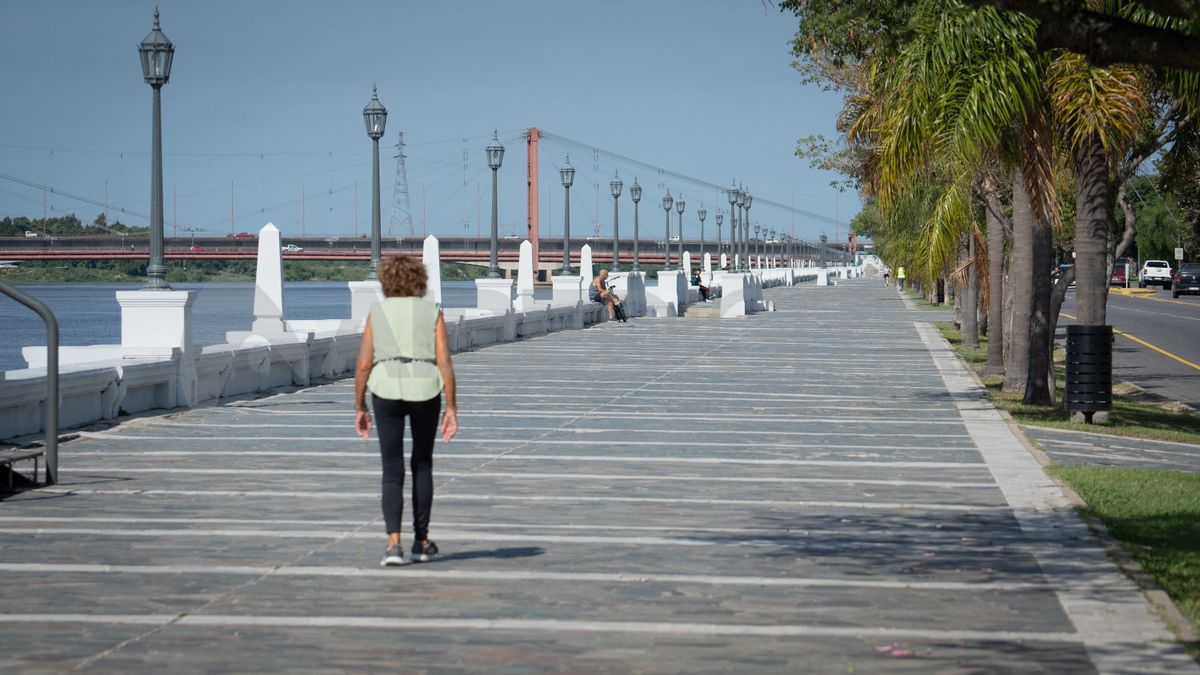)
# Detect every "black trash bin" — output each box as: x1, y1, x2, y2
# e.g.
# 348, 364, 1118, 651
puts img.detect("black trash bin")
1064, 324, 1113, 423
